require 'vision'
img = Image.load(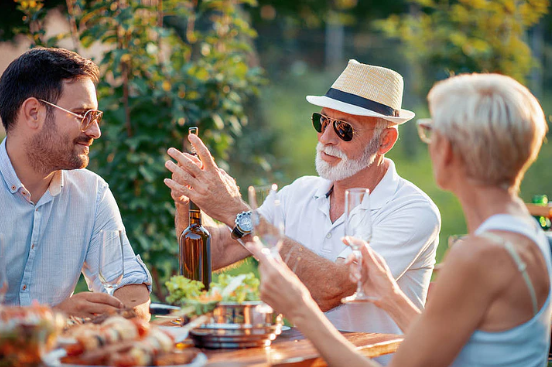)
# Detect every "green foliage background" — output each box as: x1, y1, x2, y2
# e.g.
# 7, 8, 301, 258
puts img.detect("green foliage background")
3, 0, 552, 298
11, 0, 267, 300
